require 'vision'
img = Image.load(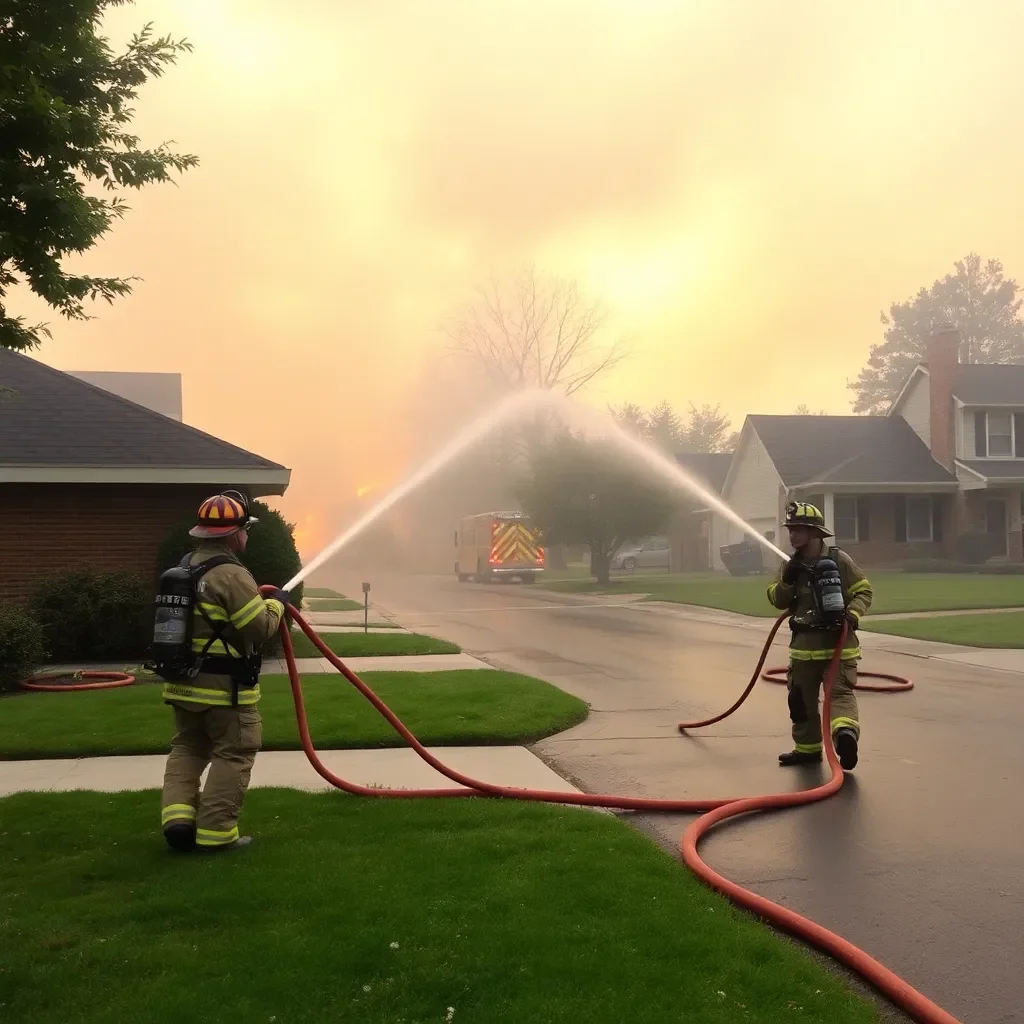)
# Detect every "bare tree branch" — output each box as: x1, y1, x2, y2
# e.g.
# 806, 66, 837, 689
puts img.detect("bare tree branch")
444, 265, 628, 397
